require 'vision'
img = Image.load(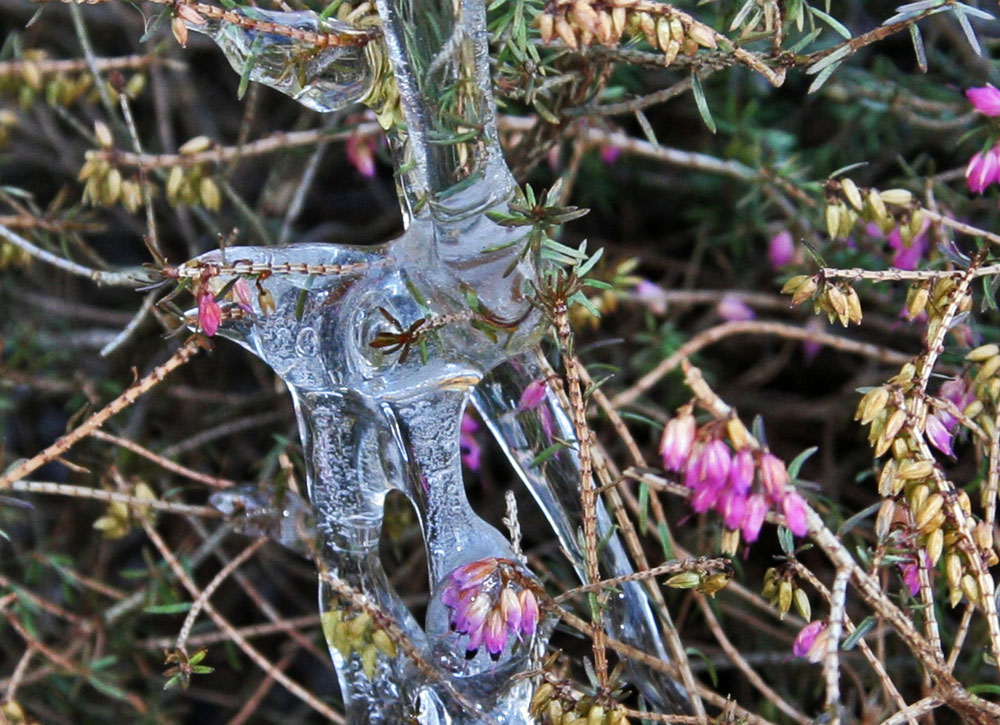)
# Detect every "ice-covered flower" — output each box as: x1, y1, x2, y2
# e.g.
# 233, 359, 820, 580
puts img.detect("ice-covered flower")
460, 413, 482, 470
966, 147, 1000, 194
793, 620, 828, 661
966, 84, 1000, 116
924, 413, 954, 457
781, 490, 809, 537
346, 132, 377, 178
197, 288, 222, 337
717, 293, 755, 322
440, 558, 539, 656
518, 378, 548, 411
660, 411, 697, 472
232, 278, 253, 312
768, 230, 795, 270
